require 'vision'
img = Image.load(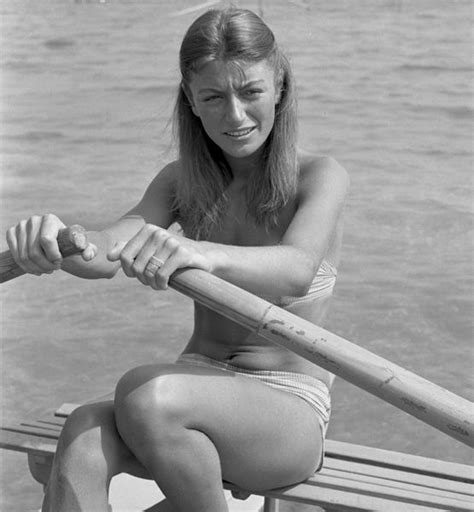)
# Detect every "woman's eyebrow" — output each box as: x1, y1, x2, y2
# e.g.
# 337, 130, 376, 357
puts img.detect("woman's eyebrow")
241, 79, 265, 87
198, 87, 223, 94
198, 79, 266, 95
